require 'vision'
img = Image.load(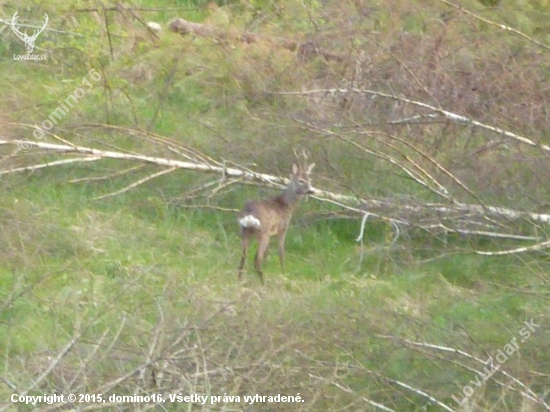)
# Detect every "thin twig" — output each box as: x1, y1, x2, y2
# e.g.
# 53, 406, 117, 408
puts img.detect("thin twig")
94, 166, 178, 200
309, 373, 397, 412
177, 204, 239, 213
440, 0, 550, 52
0, 335, 81, 412
70, 164, 145, 183
475, 239, 550, 256
0, 156, 101, 175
